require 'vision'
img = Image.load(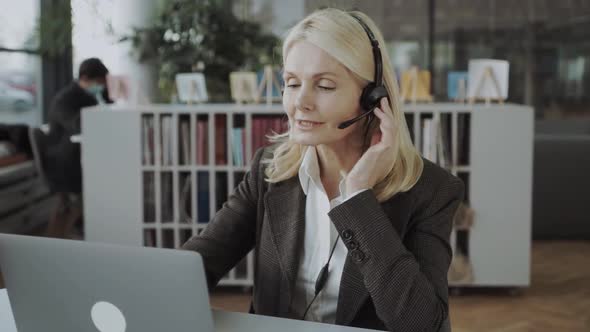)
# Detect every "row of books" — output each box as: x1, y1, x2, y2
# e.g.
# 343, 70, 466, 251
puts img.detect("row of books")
143, 113, 471, 168
251, 117, 288, 161
141, 117, 155, 165
421, 117, 451, 167
142, 172, 156, 222
143, 228, 195, 249
417, 114, 470, 167
141, 115, 288, 167
143, 171, 245, 224
141, 115, 177, 166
